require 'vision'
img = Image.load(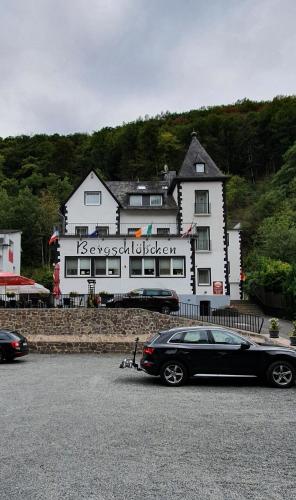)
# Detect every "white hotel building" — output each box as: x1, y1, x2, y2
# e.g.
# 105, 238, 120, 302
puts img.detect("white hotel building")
58, 133, 241, 309
0, 230, 22, 274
